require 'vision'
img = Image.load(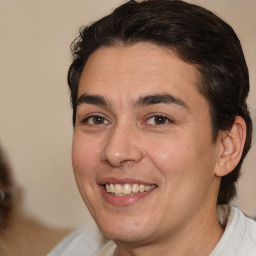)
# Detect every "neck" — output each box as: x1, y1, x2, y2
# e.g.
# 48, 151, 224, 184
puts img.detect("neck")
115, 205, 224, 256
